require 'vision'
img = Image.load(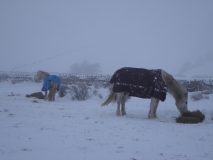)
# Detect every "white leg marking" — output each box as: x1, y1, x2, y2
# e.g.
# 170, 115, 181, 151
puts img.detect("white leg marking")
121, 93, 128, 115
116, 102, 121, 116
148, 97, 159, 119
115, 93, 129, 116
116, 93, 123, 116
